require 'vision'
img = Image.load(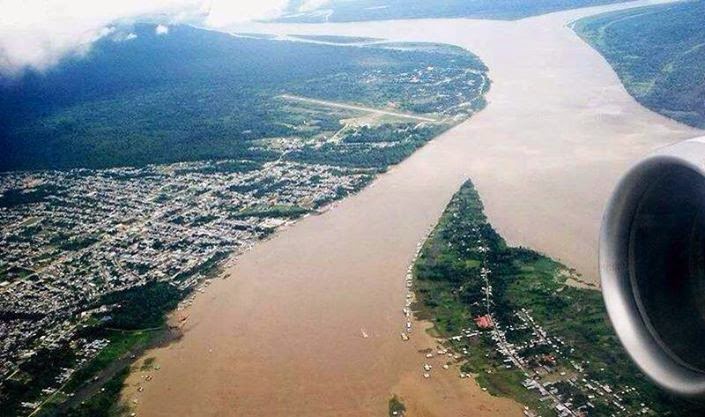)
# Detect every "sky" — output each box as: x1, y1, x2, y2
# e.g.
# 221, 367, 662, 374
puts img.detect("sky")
0, 0, 329, 76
